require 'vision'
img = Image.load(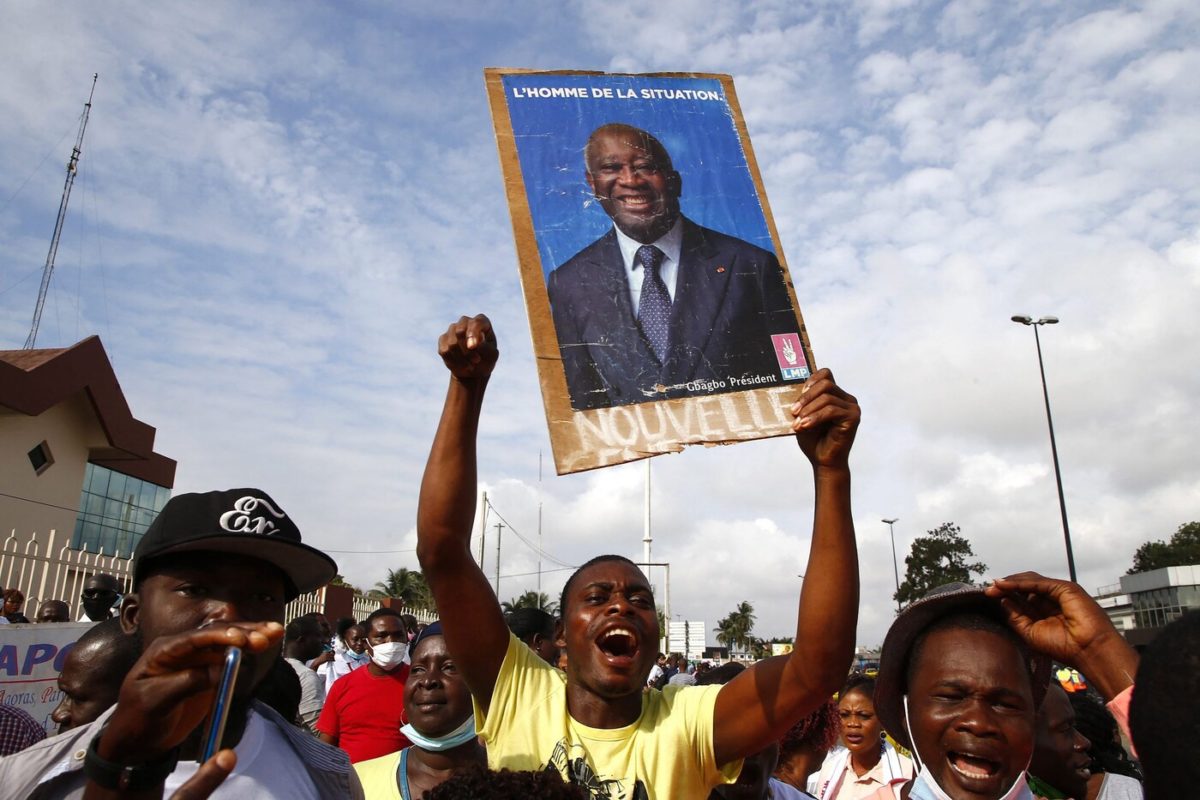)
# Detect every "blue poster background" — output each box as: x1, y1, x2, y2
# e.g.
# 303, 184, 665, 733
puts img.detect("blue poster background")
500, 73, 775, 280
